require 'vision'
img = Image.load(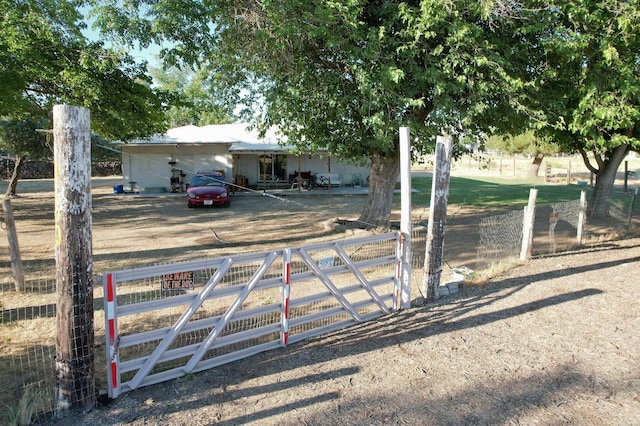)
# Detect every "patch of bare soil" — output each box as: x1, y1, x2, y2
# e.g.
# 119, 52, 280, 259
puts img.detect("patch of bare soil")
3, 178, 639, 425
